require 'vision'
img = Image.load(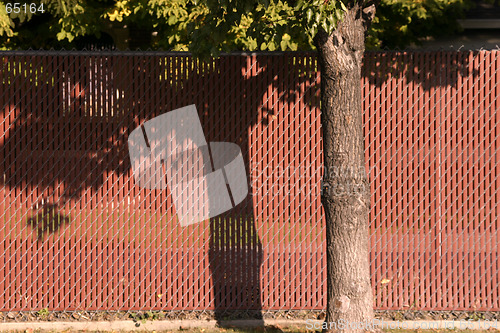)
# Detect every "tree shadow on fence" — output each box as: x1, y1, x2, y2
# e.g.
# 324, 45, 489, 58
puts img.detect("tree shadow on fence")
0, 54, 134, 241
0, 53, 308, 319
362, 50, 481, 89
